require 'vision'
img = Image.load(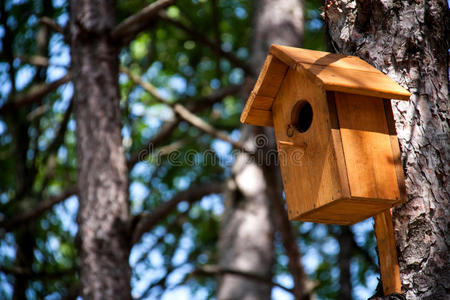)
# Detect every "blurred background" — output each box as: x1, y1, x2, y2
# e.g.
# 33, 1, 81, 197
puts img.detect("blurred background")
0, 0, 382, 299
